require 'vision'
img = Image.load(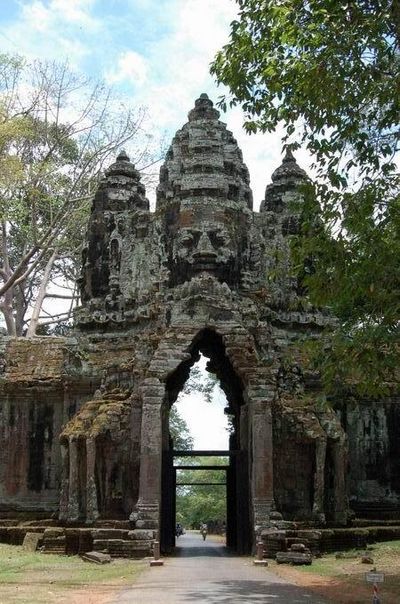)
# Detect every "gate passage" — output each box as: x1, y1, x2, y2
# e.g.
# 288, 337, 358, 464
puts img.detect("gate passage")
161, 449, 250, 554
